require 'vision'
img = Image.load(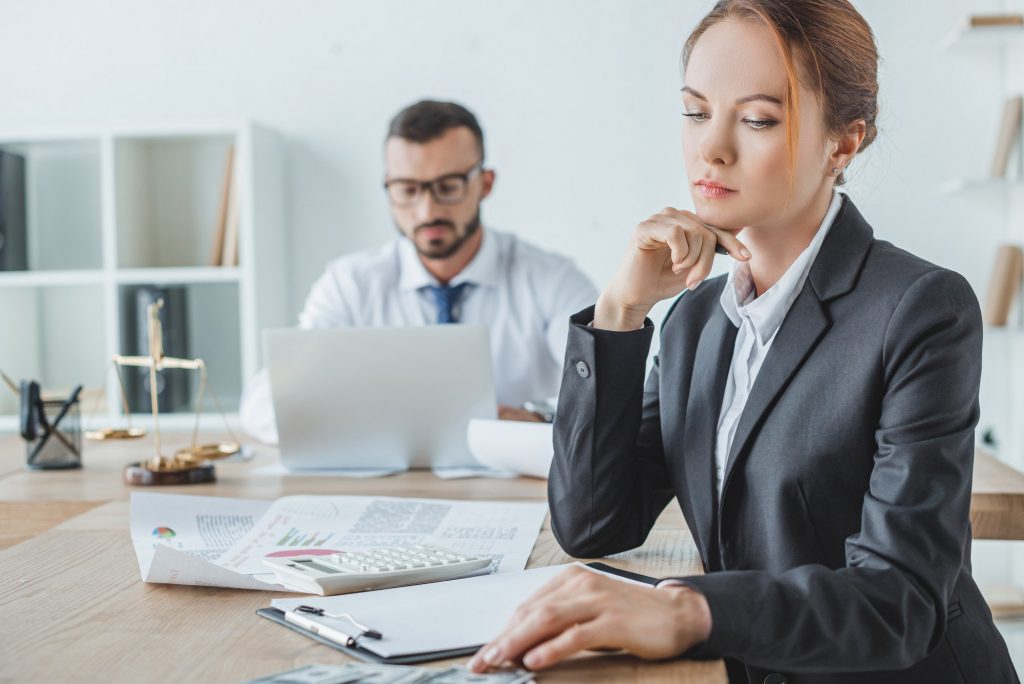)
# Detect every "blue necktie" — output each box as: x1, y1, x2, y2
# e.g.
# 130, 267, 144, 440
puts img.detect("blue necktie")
424, 282, 472, 324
